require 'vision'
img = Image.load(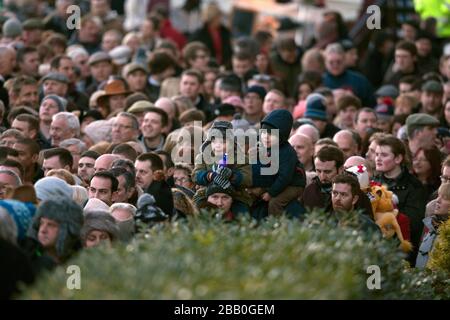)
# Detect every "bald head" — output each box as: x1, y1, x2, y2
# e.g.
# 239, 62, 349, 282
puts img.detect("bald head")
155, 97, 175, 120
289, 134, 314, 169
0, 46, 16, 76
94, 154, 121, 173
296, 124, 320, 144
333, 130, 358, 160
